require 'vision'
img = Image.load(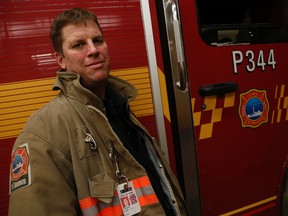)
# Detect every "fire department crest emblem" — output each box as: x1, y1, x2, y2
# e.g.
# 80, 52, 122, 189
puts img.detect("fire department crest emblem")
10, 143, 31, 193
239, 89, 269, 128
